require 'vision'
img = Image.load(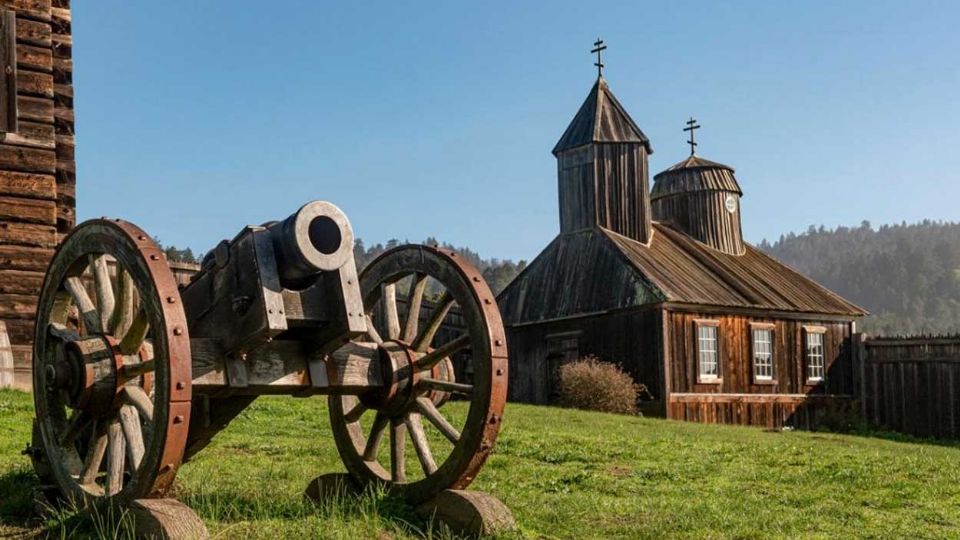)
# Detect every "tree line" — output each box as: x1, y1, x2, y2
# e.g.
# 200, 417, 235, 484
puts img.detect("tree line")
759, 220, 960, 336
